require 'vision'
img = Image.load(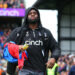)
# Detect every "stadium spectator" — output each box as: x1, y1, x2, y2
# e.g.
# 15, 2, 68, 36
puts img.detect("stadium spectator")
68, 58, 75, 75
20, 2, 24, 8
3, 1, 8, 8
0, 0, 3, 8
